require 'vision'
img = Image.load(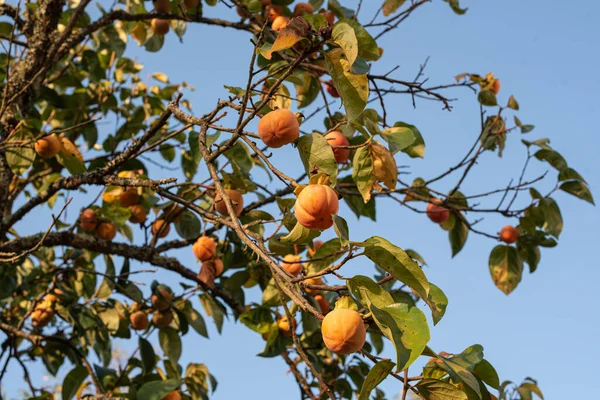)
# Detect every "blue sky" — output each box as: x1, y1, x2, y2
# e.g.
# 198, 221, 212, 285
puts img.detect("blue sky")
3, 0, 600, 399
